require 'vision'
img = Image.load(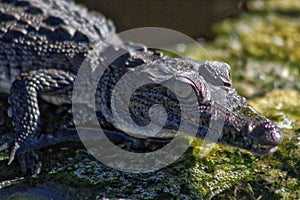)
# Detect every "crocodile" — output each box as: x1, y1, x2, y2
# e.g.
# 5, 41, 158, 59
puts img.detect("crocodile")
0, 0, 283, 174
